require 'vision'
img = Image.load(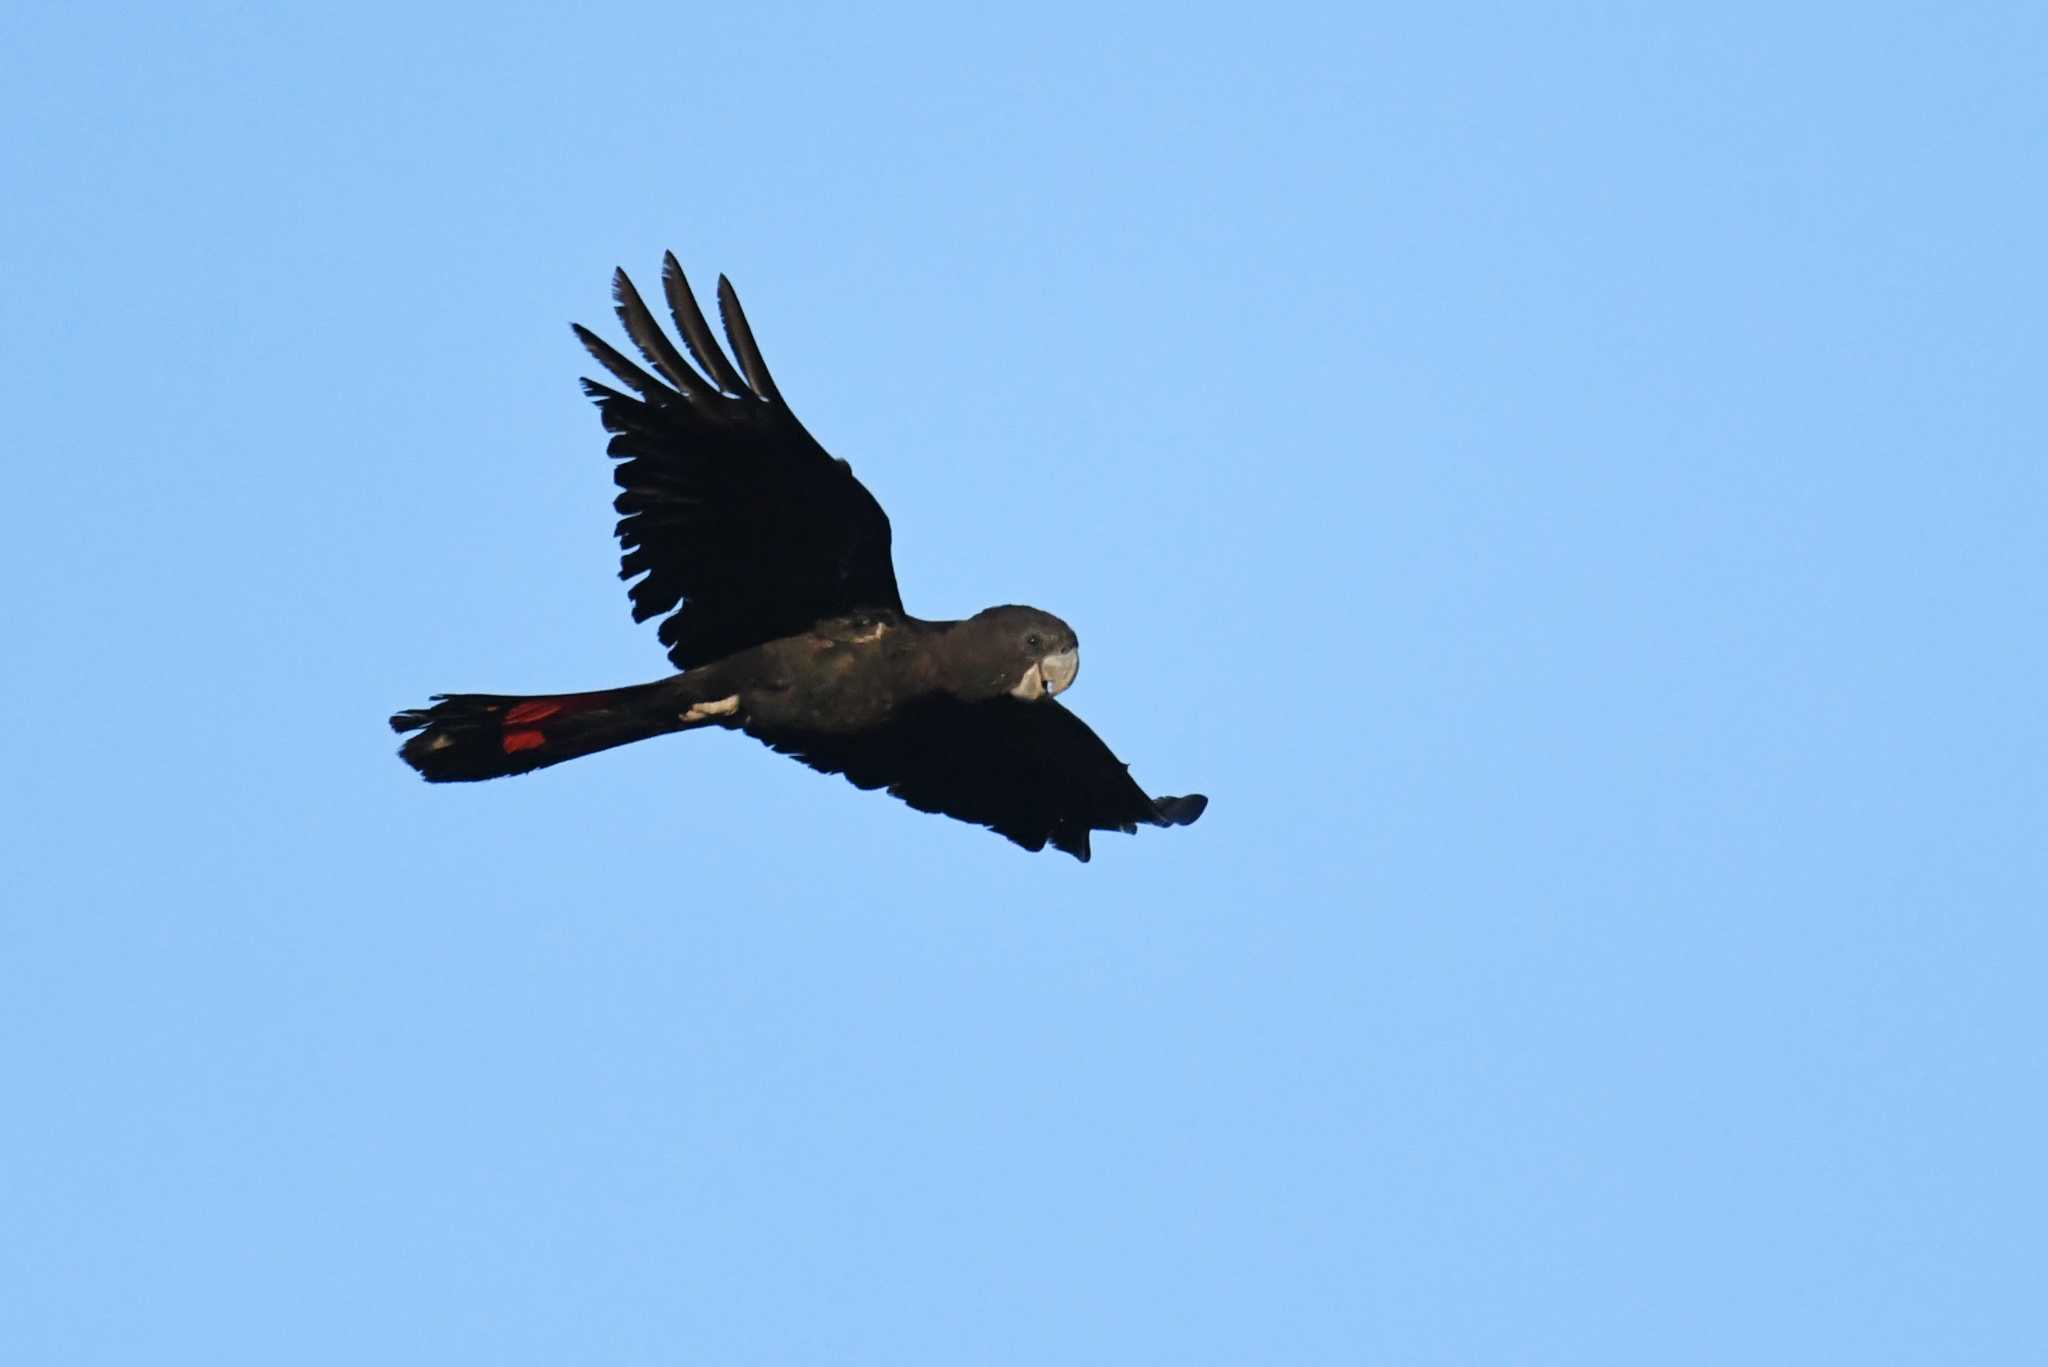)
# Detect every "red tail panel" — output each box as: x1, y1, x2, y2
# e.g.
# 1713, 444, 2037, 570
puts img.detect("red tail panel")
389, 682, 679, 782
